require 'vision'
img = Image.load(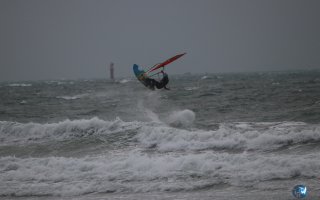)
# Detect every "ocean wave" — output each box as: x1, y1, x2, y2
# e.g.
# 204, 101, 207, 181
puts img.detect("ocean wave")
136, 122, 320, 152
7, 83, 32, 87
201, 76, 208, 80
1, 118, 319, 152
118, 79, 131, 84
184, 86, 200, 91
166, 109, 195, 128
45, 80, 74, 85
0, 117, 142, 145
0, 151, 319, 196
56, 94, 89, 100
